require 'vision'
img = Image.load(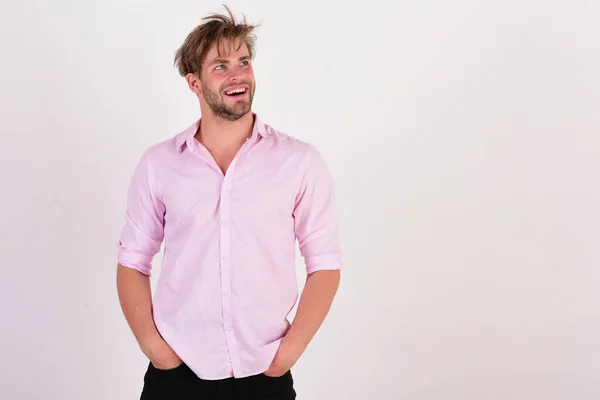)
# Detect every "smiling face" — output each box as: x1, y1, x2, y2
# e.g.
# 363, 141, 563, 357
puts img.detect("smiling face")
195, 39, 255, 121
